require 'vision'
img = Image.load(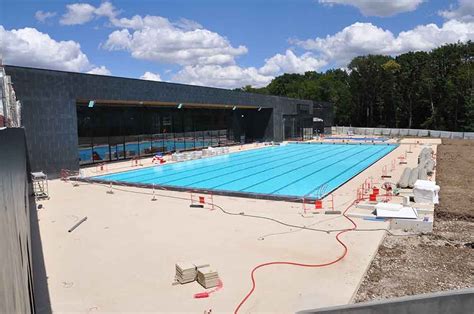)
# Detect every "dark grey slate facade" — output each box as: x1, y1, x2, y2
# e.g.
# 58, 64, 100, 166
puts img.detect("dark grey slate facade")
5, 65, 313, 176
